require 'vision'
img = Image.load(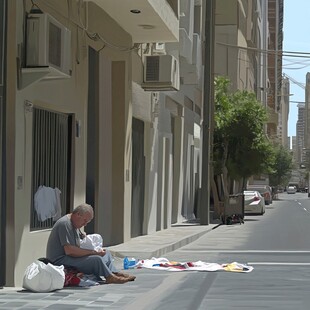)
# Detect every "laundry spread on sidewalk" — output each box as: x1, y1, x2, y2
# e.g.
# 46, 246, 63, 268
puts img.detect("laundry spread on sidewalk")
134, 257, 253, 273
